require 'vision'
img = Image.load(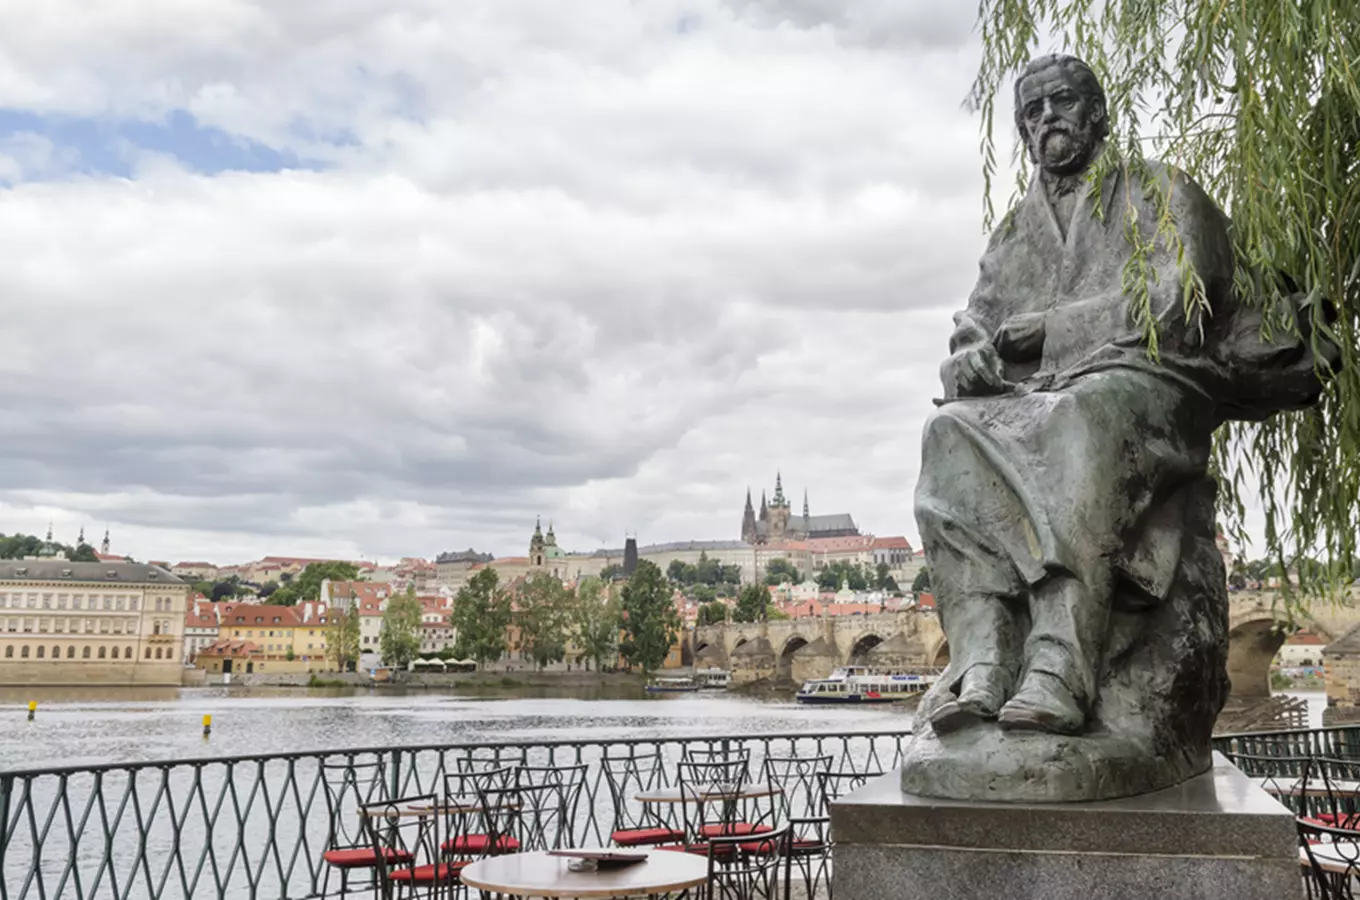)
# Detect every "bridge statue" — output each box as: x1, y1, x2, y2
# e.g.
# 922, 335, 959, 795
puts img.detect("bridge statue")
902, 54, 1337, 802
